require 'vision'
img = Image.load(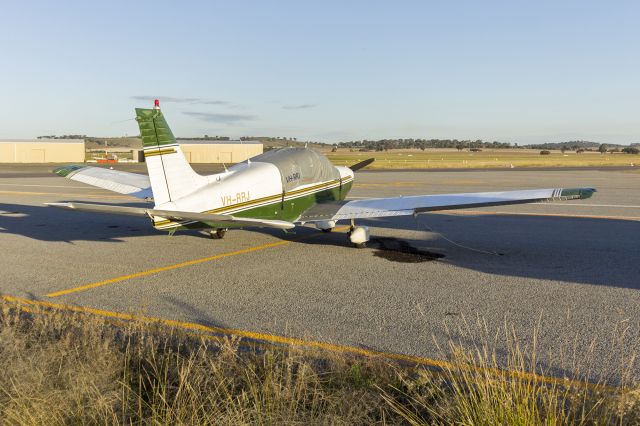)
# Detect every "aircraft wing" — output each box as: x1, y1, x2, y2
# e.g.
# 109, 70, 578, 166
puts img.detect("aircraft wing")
45, 202, 295, 230
54, 165, 153, 200
298, 187, 596, 221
